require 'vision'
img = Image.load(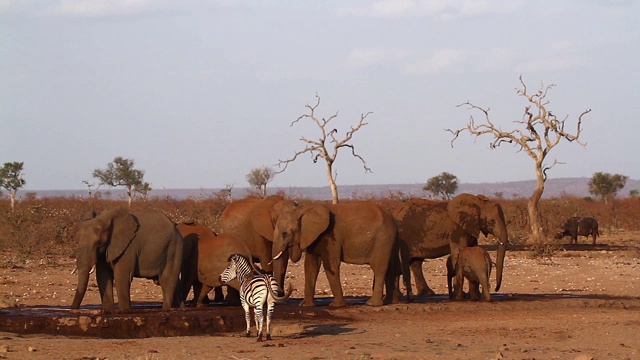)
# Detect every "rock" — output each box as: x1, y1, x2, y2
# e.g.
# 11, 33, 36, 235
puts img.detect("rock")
574, 355, 594, 360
